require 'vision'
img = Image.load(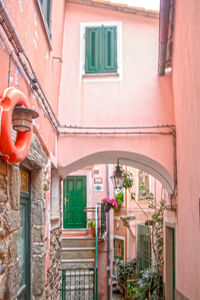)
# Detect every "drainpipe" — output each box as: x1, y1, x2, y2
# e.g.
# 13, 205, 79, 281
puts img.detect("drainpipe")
106, 164, 111, 300
158, 0, 171, 75
0, 0, 24, 54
